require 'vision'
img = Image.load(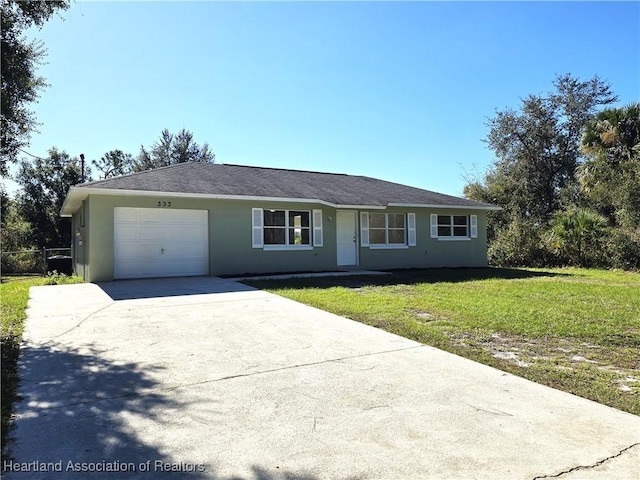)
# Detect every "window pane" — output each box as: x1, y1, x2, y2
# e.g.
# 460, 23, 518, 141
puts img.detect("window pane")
388, 229, 405, 244
454, 226, 468, 237
264, 210, 285, 226
438, 226, 451, 237
388, 214, 405, 228
264, 228, 286, 244
289, 211, 310, 228
453, 215, 468, 226
369, 213, 386, 228
438, 215, 451, 225
369, 229, 386, 244
289, 228, 310, 245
